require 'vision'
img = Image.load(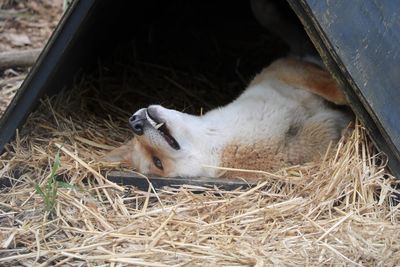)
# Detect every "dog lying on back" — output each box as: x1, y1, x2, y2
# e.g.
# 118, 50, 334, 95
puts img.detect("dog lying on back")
105, 57, 351, 179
